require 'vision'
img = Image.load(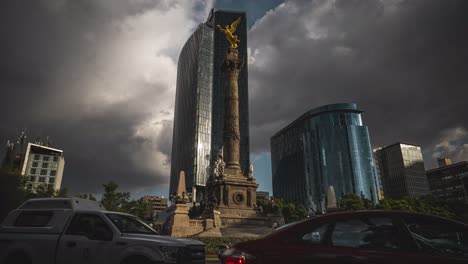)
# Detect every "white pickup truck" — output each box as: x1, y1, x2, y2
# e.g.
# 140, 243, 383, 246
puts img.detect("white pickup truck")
0, 198, 205, 264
